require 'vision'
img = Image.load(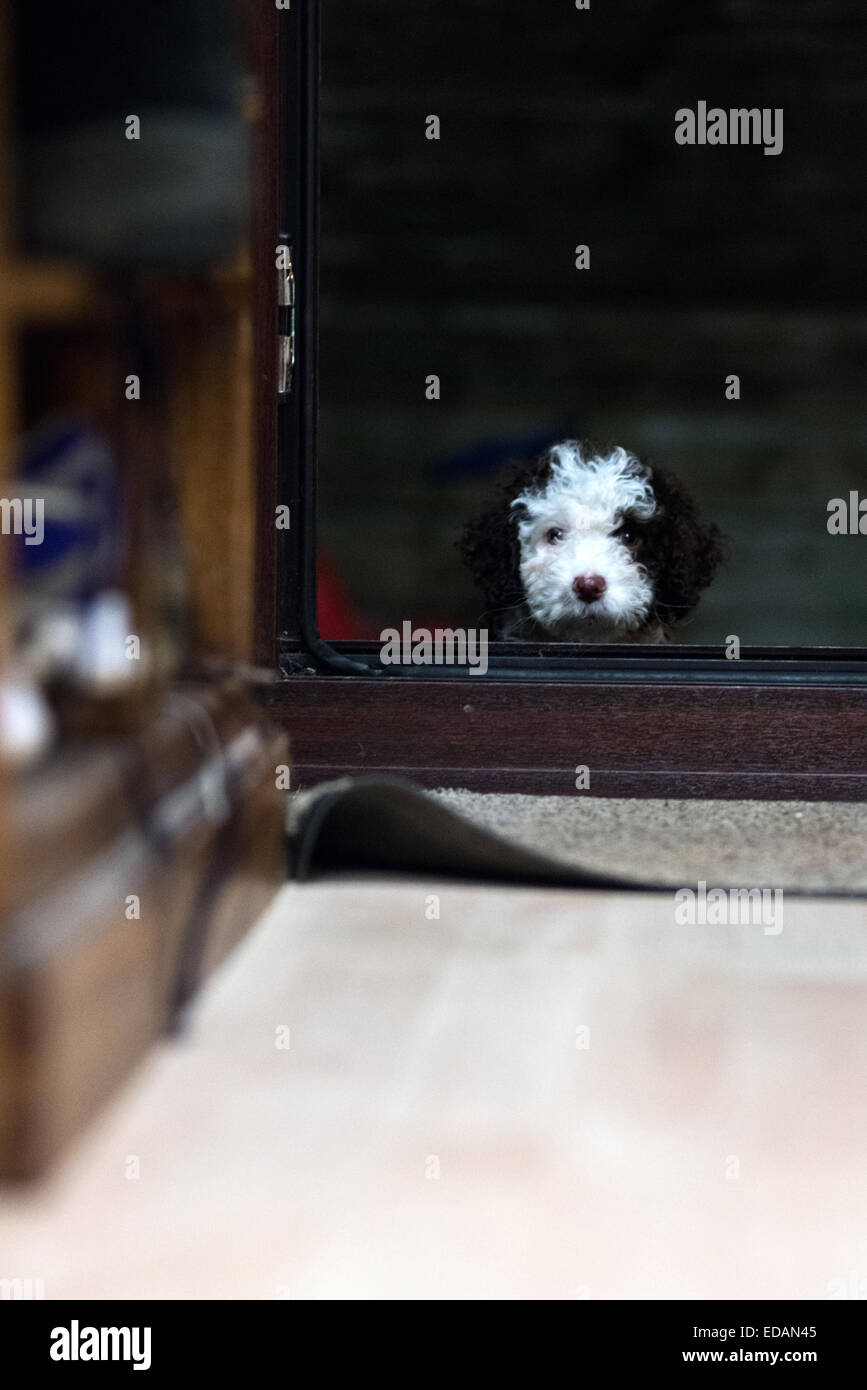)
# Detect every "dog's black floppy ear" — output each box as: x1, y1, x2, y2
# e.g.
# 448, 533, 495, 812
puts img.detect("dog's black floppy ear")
458, 452, 554, 630
457, 490, 523, 625
644, 467, 727, 624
